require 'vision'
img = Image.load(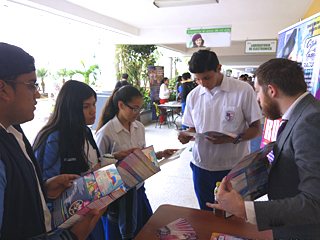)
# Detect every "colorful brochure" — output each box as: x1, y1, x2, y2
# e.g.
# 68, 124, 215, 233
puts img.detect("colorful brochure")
158, 218, 197, 240
49, 146, 160, 233
210, 232, 249, 240
176, 130, 241, 140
